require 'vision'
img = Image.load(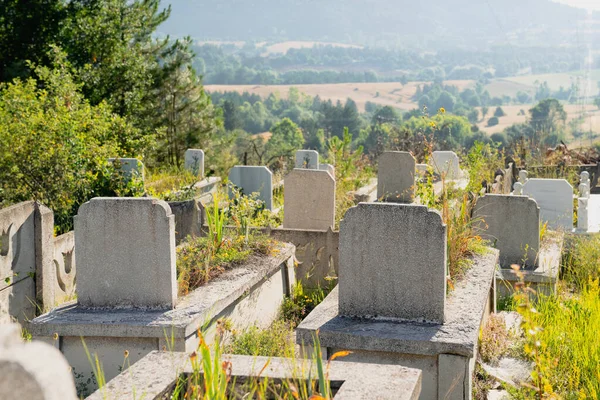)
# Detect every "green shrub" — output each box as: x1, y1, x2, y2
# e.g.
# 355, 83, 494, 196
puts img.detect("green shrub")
0, 48, 148, 233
